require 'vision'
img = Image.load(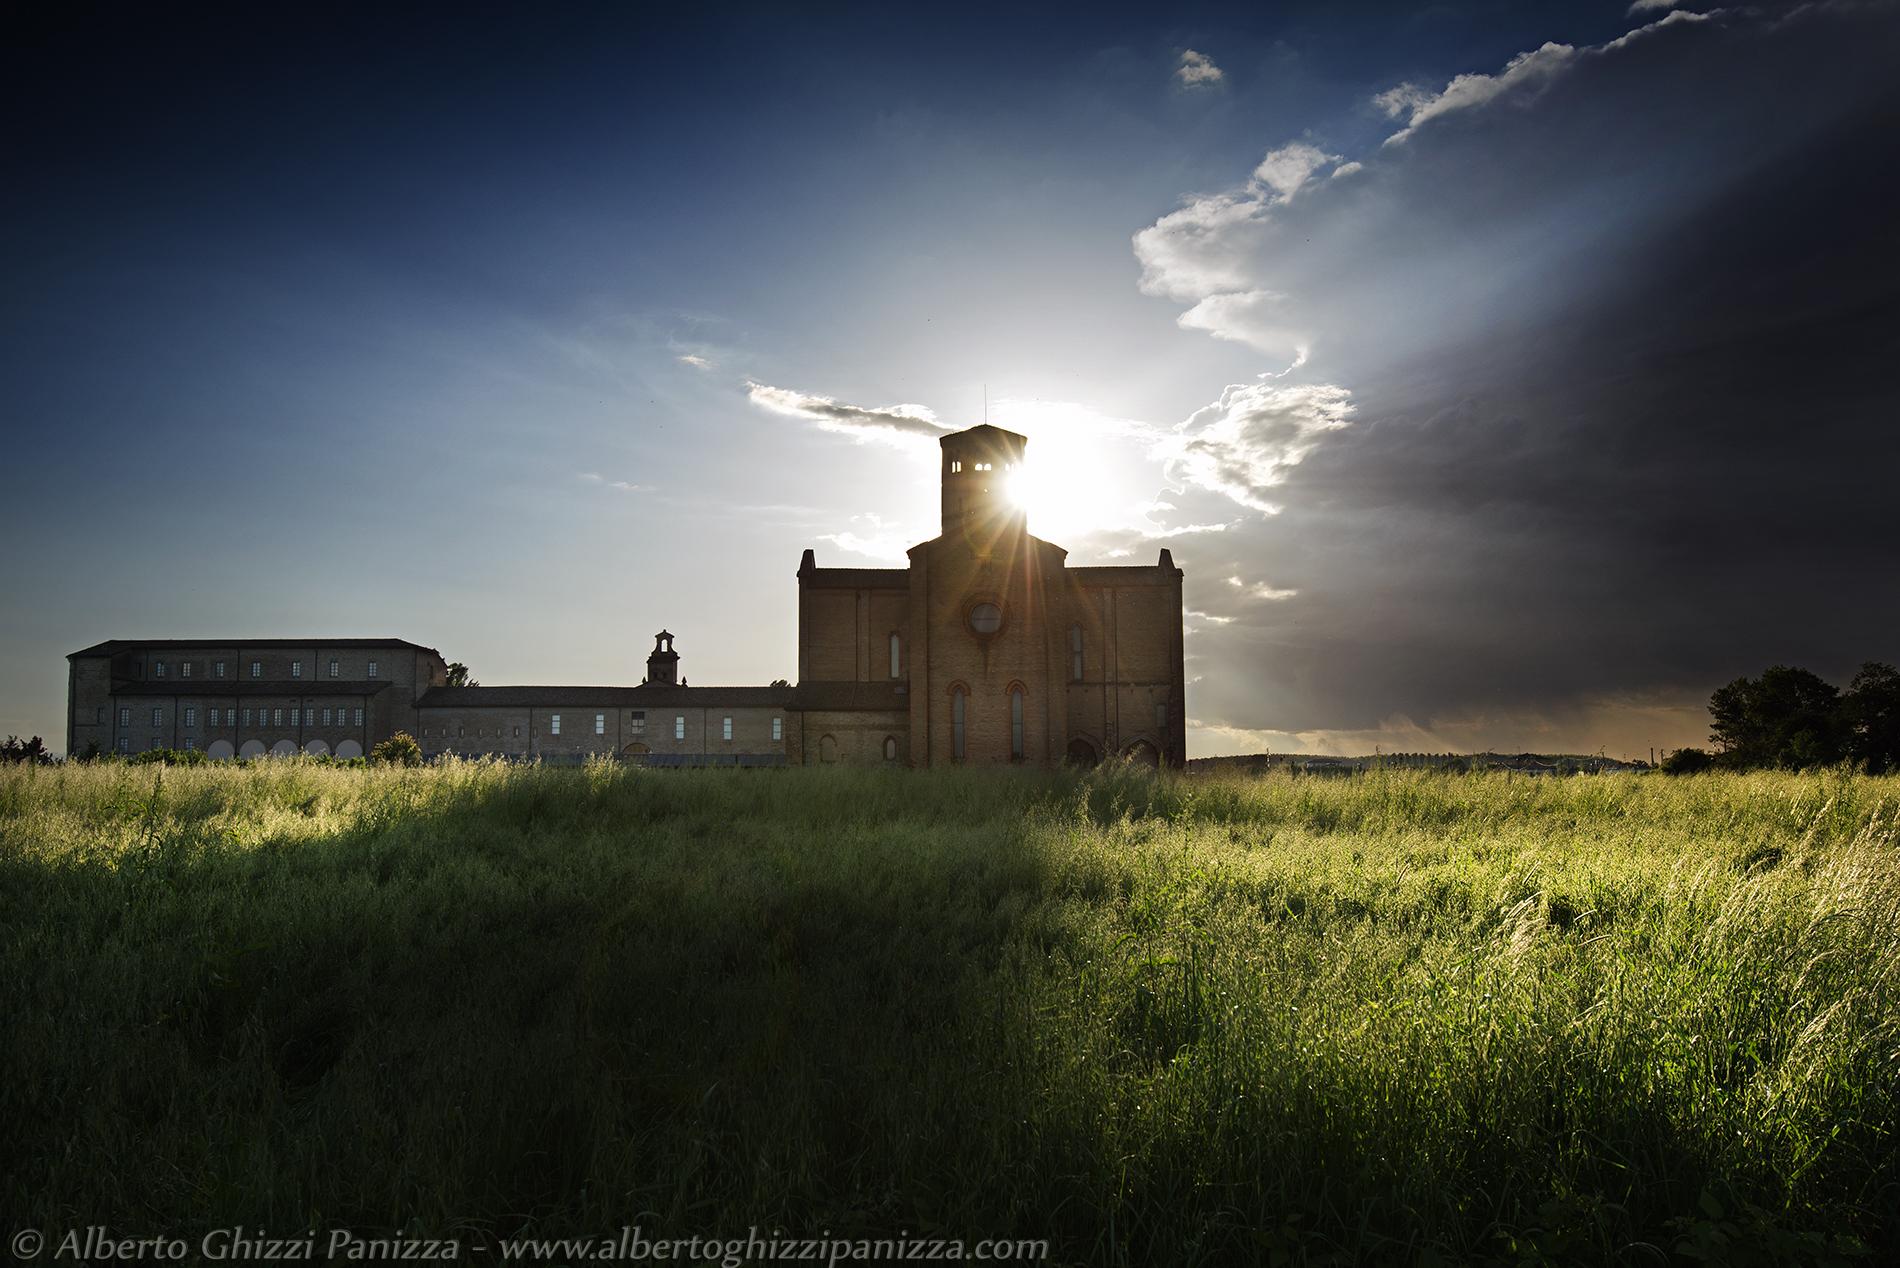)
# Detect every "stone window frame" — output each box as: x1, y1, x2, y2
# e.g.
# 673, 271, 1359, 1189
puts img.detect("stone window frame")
1006, 680, 1028, 762
947, 680, 970, 761
963, 595, 1006, 640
